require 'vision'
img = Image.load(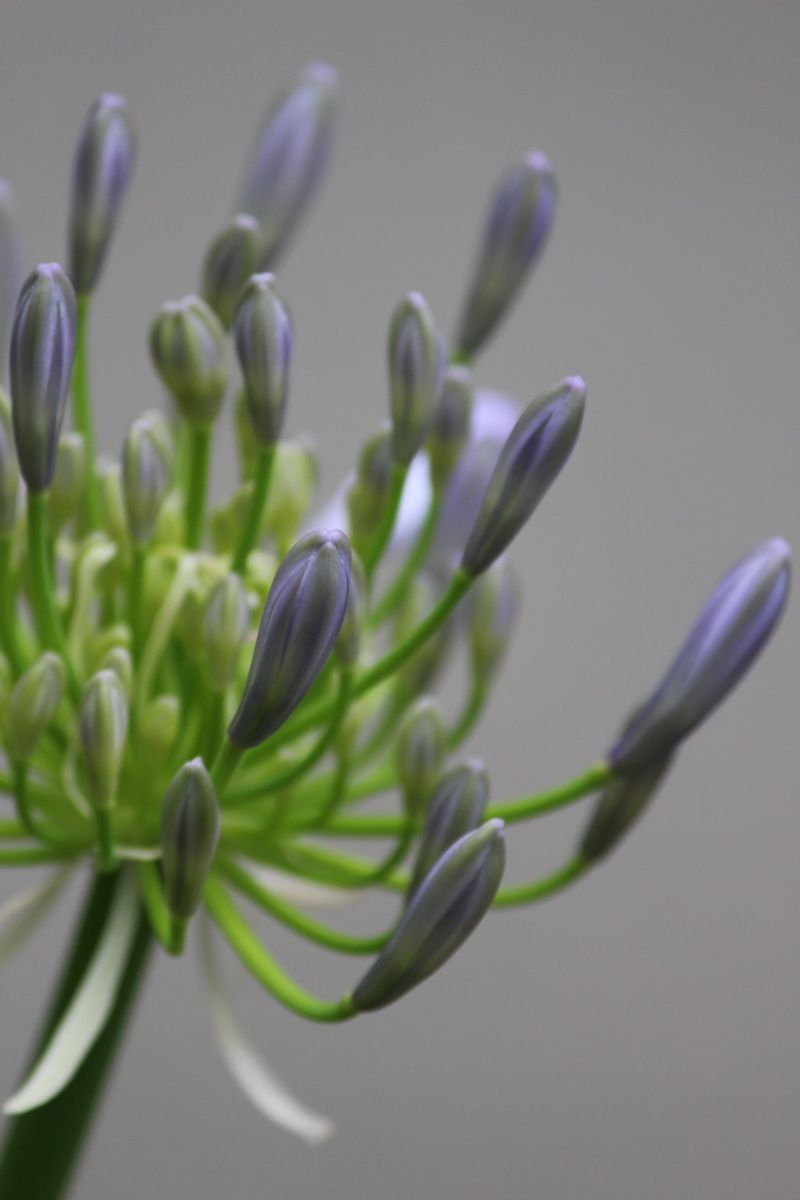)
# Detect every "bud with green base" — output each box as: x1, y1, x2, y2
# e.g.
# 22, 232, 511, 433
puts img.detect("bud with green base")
407, 760, 489, 899
395, 697, 447, 818
7, 653, 66, 761
160, 758, 220, 950
201, 214, 266, 328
